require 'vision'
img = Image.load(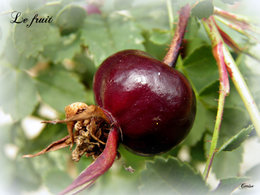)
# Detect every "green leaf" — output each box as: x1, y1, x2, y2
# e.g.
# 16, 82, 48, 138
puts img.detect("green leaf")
139, 156, 209, 195
87, 170, 140, 195
12, 155, 42, 192
31, 150, 70, 176
21, 122, 67, 154
218, 125, 254, 152
212, 177, 248, 195
129, 1, 169, 30
38, 1, 63, 17
171, 0, 198, 13
13, 17, 60, 58
239, 53, 260, 99
43, 33, 81, 63
200, 81, 246, 110
185, 17, 201, 40
149, 29, 171, 45
55, 5, 87, 34
192, 0, 214, 19
2, 36, 37, 70
203, 108, 249, 143
81, 13, 145, 66
143, 31, 168, 61
203, 106, 249, 179
190, 135, 207, 162
10, 0, 46, 12
184, 18, 208, 57
213, 146, 244, 179
183, 100, 208, 146
214, 17, 247, 46
35, 68, 87, 113
43, 169, 73, 194
113, 0, 134, 10
183, 45, 219, 93
0, 64, 38, 121
0, 124, 14, 191
220, 108, 249, 138
73, 53, 97, 87
118, 145, 149, 173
